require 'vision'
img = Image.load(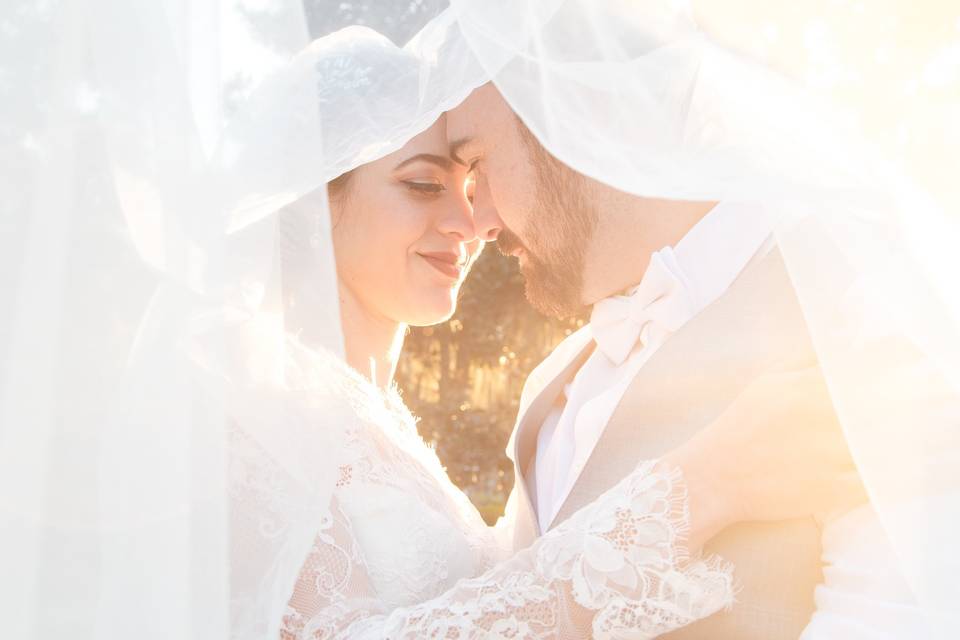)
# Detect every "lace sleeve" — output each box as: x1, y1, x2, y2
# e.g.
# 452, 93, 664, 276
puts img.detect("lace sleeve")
282, 460, 734, 640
